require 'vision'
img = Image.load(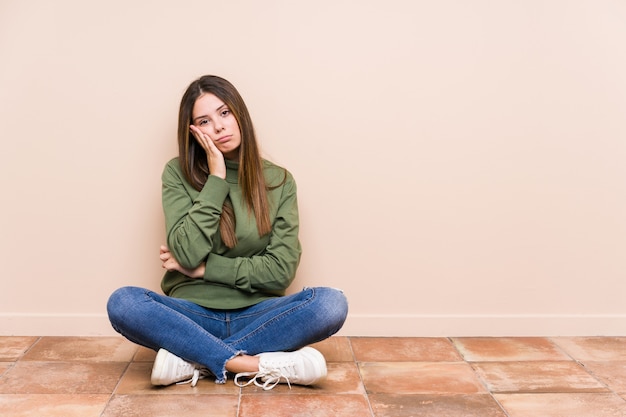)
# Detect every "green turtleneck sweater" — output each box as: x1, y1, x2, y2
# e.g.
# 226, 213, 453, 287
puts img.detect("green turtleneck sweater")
160, 157, 302, 309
